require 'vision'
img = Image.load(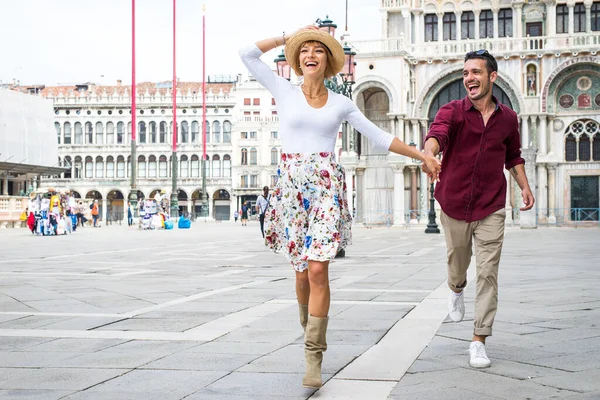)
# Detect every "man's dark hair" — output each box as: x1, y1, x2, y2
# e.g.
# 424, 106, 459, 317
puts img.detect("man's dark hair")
464, 49, 498, 73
